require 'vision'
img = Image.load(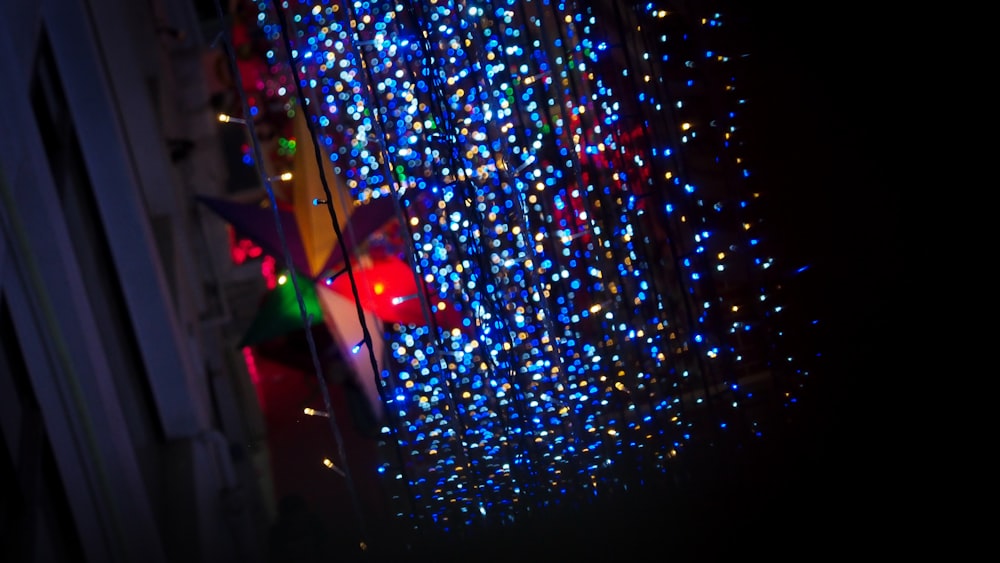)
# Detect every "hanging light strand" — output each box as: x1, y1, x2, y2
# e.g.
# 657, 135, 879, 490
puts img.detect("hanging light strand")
211, 0, 371, 549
